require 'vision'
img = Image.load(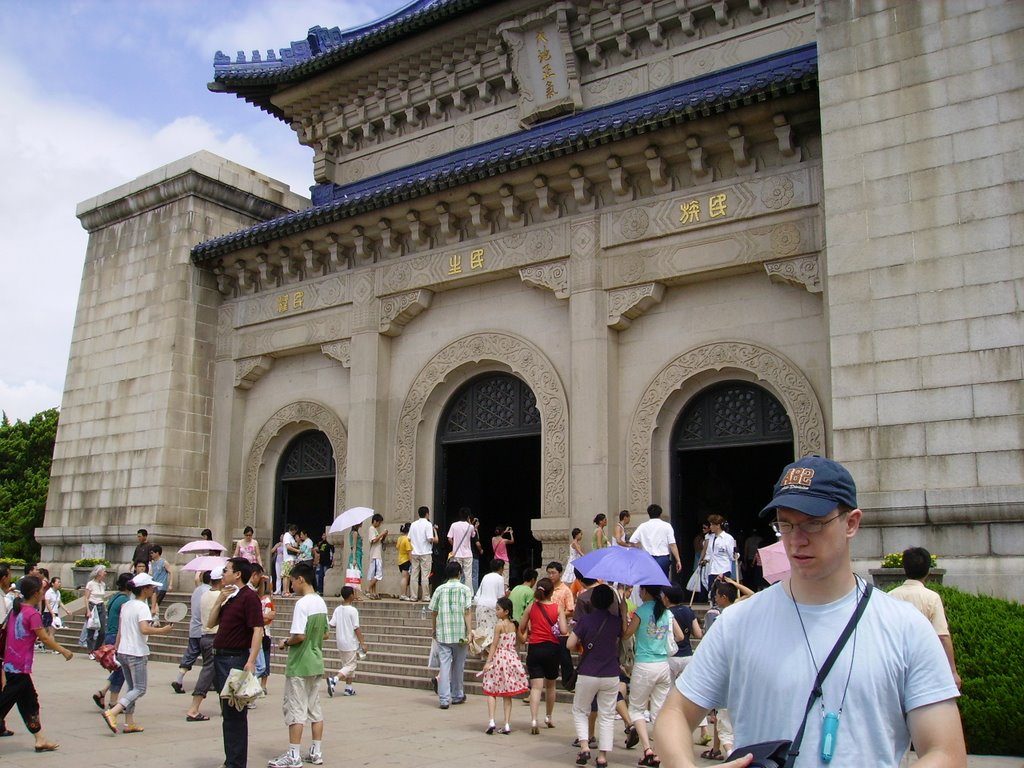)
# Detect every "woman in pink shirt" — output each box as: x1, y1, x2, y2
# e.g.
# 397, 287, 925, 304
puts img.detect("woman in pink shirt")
491, 526, 514, 590
0, 576, 73, 752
